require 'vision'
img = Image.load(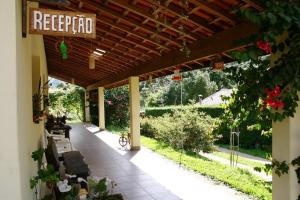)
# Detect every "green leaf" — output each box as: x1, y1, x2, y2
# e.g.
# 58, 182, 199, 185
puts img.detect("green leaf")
267, 12, 277, 24
31, 148, 45, 162
30, 178, 38, 189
